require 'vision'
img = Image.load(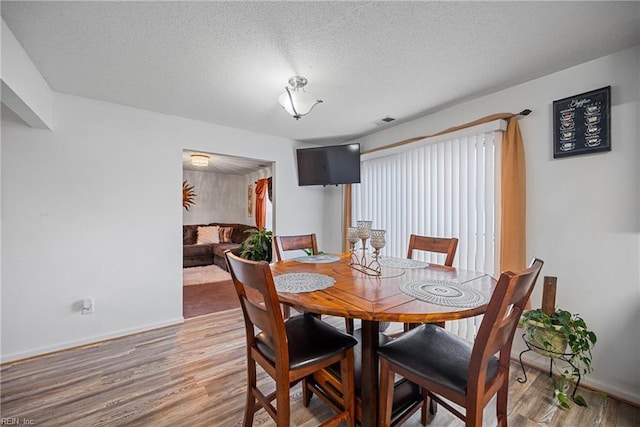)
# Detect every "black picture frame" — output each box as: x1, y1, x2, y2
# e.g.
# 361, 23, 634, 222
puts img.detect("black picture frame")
553, 86, 611, 159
